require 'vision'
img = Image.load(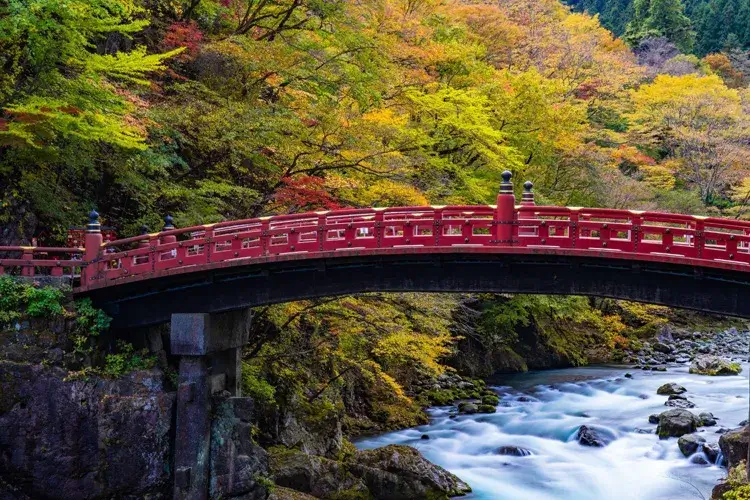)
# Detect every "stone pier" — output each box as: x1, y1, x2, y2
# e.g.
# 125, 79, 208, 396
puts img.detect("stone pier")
171, 309, 251, 500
